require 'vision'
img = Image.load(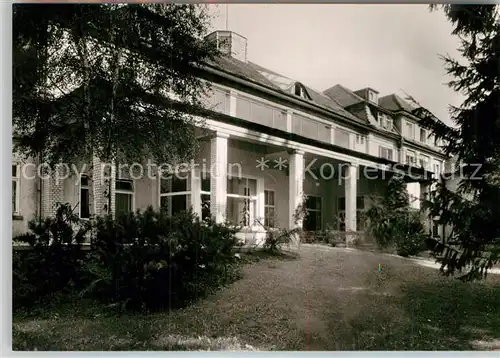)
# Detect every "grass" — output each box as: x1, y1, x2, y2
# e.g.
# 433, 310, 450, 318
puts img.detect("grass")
12, 245, 500, 351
